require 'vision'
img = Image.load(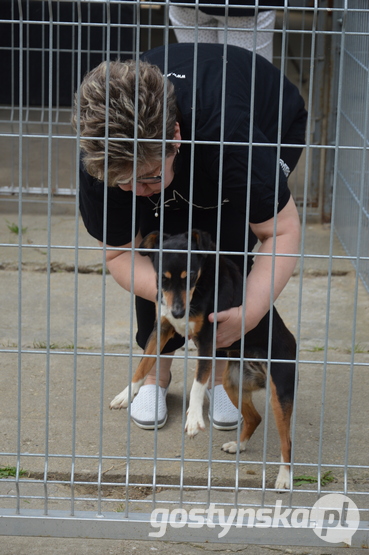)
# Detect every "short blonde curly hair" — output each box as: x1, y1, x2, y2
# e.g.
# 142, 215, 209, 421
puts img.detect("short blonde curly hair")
72, 60, 178, 186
